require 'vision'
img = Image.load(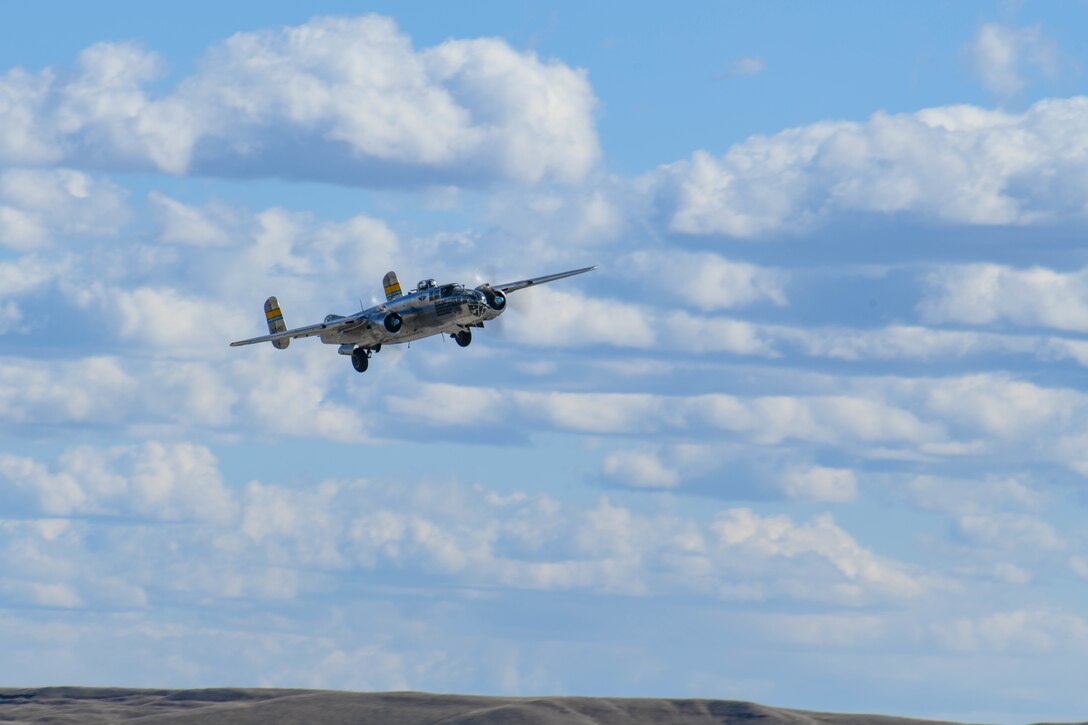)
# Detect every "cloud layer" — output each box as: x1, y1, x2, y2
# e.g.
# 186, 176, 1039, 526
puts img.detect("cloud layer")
654, 97, 1088, 237
4, 10, 1088, 719
0, 16, 600, 186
